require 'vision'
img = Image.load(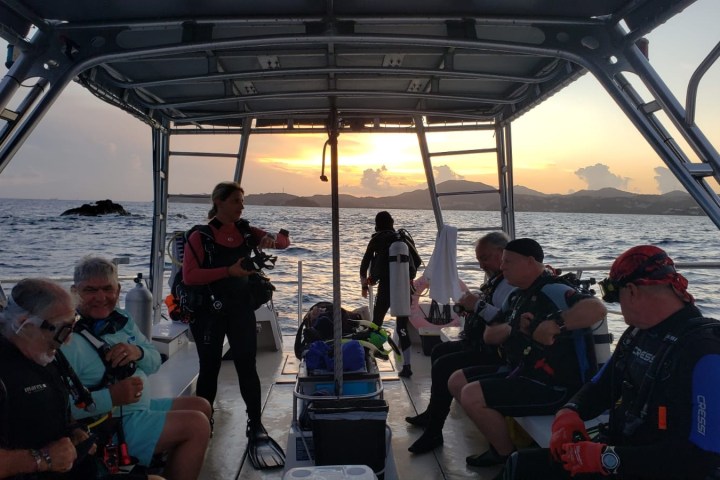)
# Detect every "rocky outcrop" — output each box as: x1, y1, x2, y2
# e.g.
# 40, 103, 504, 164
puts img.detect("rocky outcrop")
61, 199, 130, 216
